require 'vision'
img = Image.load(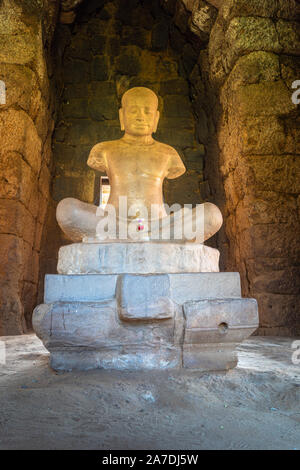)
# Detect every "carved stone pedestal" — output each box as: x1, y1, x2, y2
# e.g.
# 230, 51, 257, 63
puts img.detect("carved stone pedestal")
33, 244, 259, 372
